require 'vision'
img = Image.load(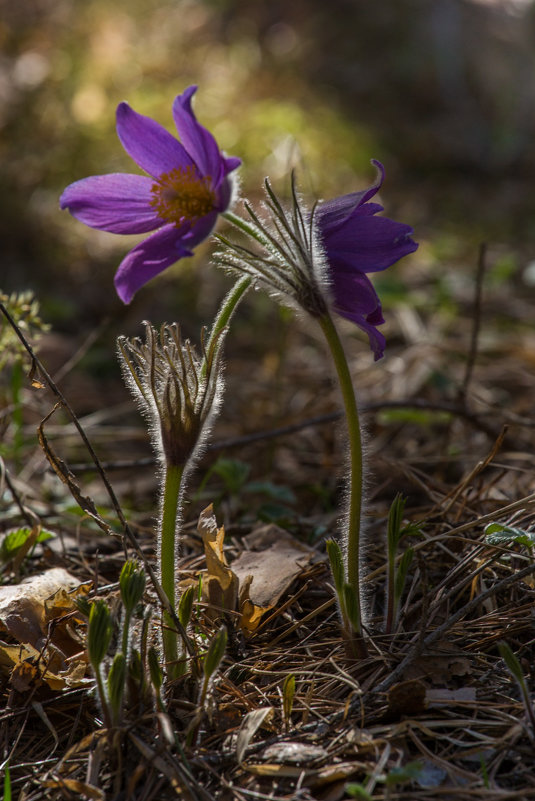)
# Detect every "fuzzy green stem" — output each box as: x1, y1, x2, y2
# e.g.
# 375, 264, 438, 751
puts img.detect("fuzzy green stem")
94, 667, 111, 729
121, 611, 131, 658
317, 313, 365, 641
385, 555, 396, 636
160, 463, 184, 679
203, 274, 252, 377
